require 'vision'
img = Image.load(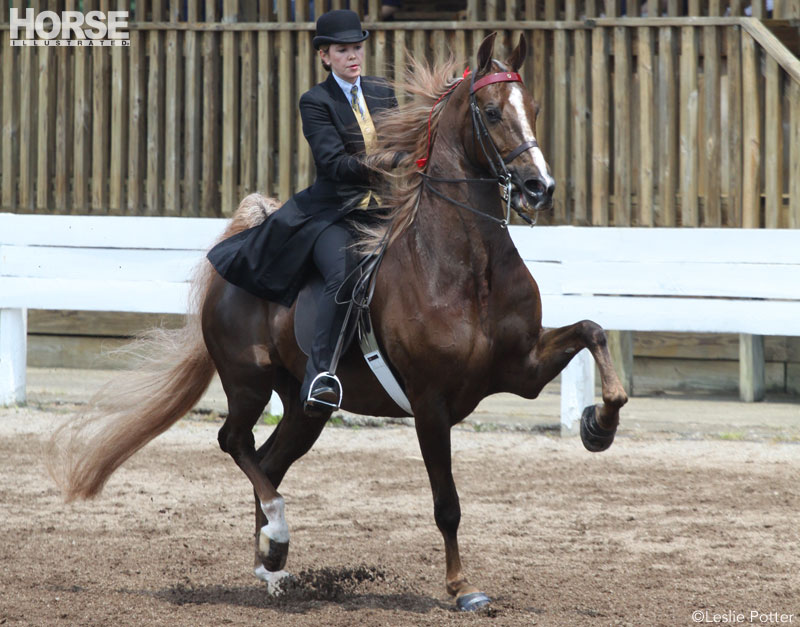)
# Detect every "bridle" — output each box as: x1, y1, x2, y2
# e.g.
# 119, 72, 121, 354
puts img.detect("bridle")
418, 68, 544, 228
